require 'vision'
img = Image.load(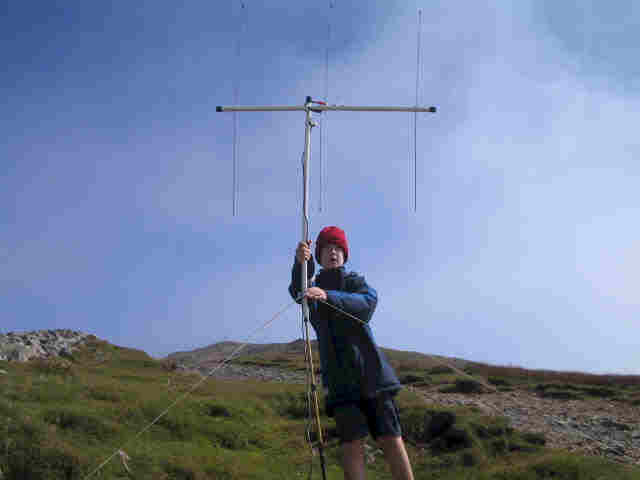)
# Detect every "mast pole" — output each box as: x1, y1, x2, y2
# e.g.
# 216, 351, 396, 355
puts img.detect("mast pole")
300, 96, 328, 480
301, 96, 312, 318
